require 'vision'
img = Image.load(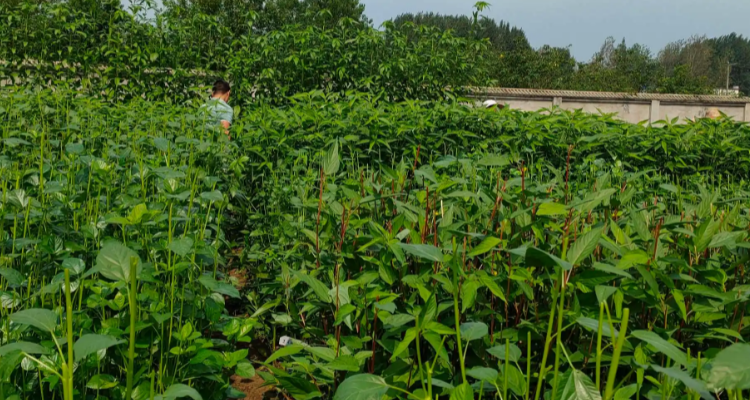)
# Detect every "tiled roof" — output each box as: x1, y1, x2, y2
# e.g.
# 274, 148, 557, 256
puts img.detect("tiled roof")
466, 87, 750, 104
